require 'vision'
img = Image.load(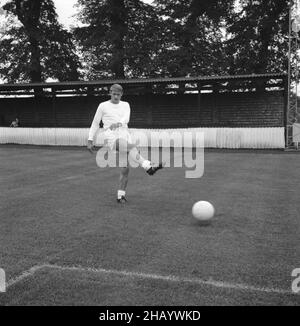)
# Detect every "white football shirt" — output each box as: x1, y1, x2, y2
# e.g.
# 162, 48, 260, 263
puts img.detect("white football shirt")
88, 100, 131, 141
